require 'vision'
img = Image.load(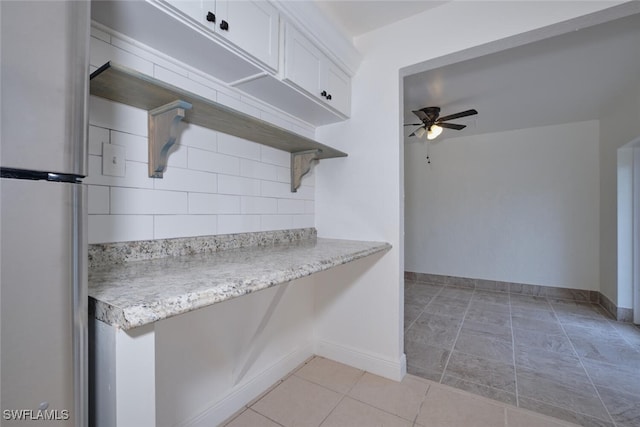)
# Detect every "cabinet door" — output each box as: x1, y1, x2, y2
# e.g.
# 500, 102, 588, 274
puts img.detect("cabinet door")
284, 24, 322, 99
165, 0, 211, 23
323, 62, 351, 116
216, 0, 279, 71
